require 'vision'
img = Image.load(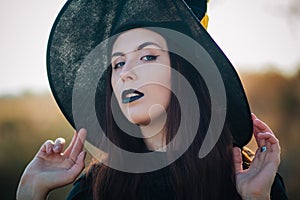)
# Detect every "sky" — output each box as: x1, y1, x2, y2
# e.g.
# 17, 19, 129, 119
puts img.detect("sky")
0, 0, 300, 95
